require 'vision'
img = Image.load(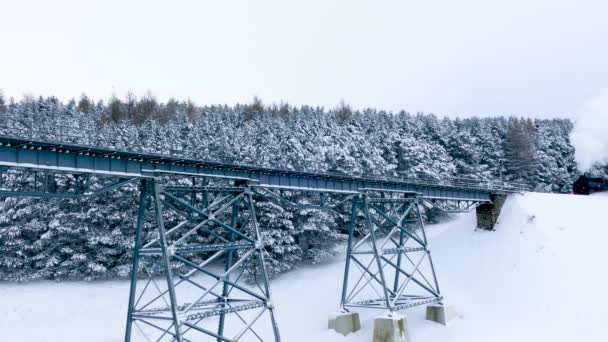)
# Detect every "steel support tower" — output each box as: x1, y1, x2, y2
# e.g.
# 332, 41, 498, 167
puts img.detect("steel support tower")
0, 135, 526, 341
340, 193, 442, 313
124, 179, 280, 342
